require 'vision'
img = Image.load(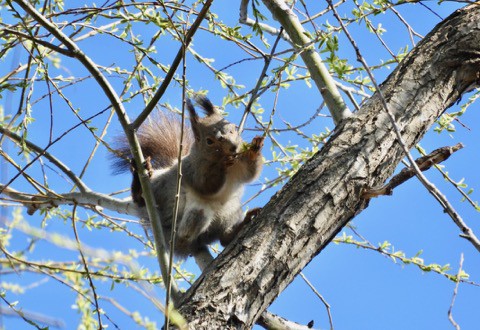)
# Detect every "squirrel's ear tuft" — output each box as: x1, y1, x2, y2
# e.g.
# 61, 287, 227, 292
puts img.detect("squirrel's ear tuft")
195, 96, 220, 116
187, 98, 201, 140
187, 98, 199, 123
